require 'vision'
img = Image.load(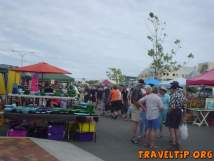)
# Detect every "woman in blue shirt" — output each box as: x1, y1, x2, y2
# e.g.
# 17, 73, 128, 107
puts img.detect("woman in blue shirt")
159, 86, 170, 136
